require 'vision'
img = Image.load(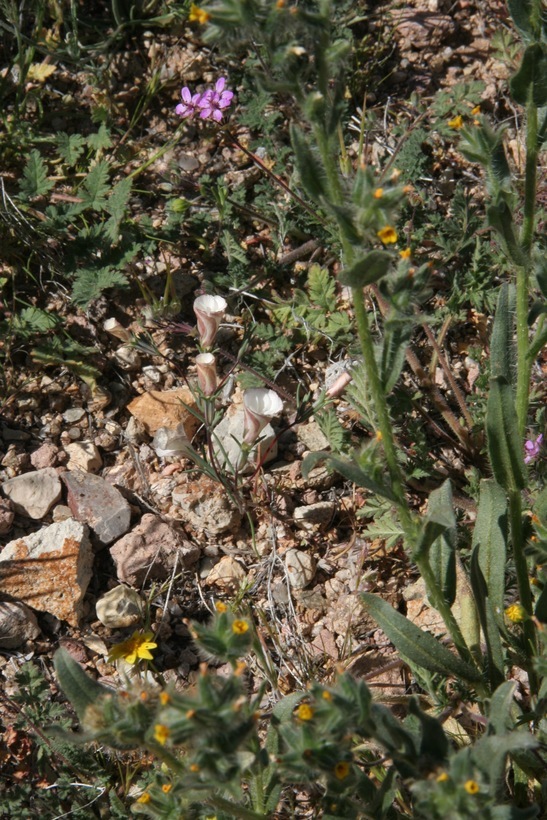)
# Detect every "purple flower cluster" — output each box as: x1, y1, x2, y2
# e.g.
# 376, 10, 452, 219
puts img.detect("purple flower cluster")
524, 434, 543, 464
175, 77, 234, 123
